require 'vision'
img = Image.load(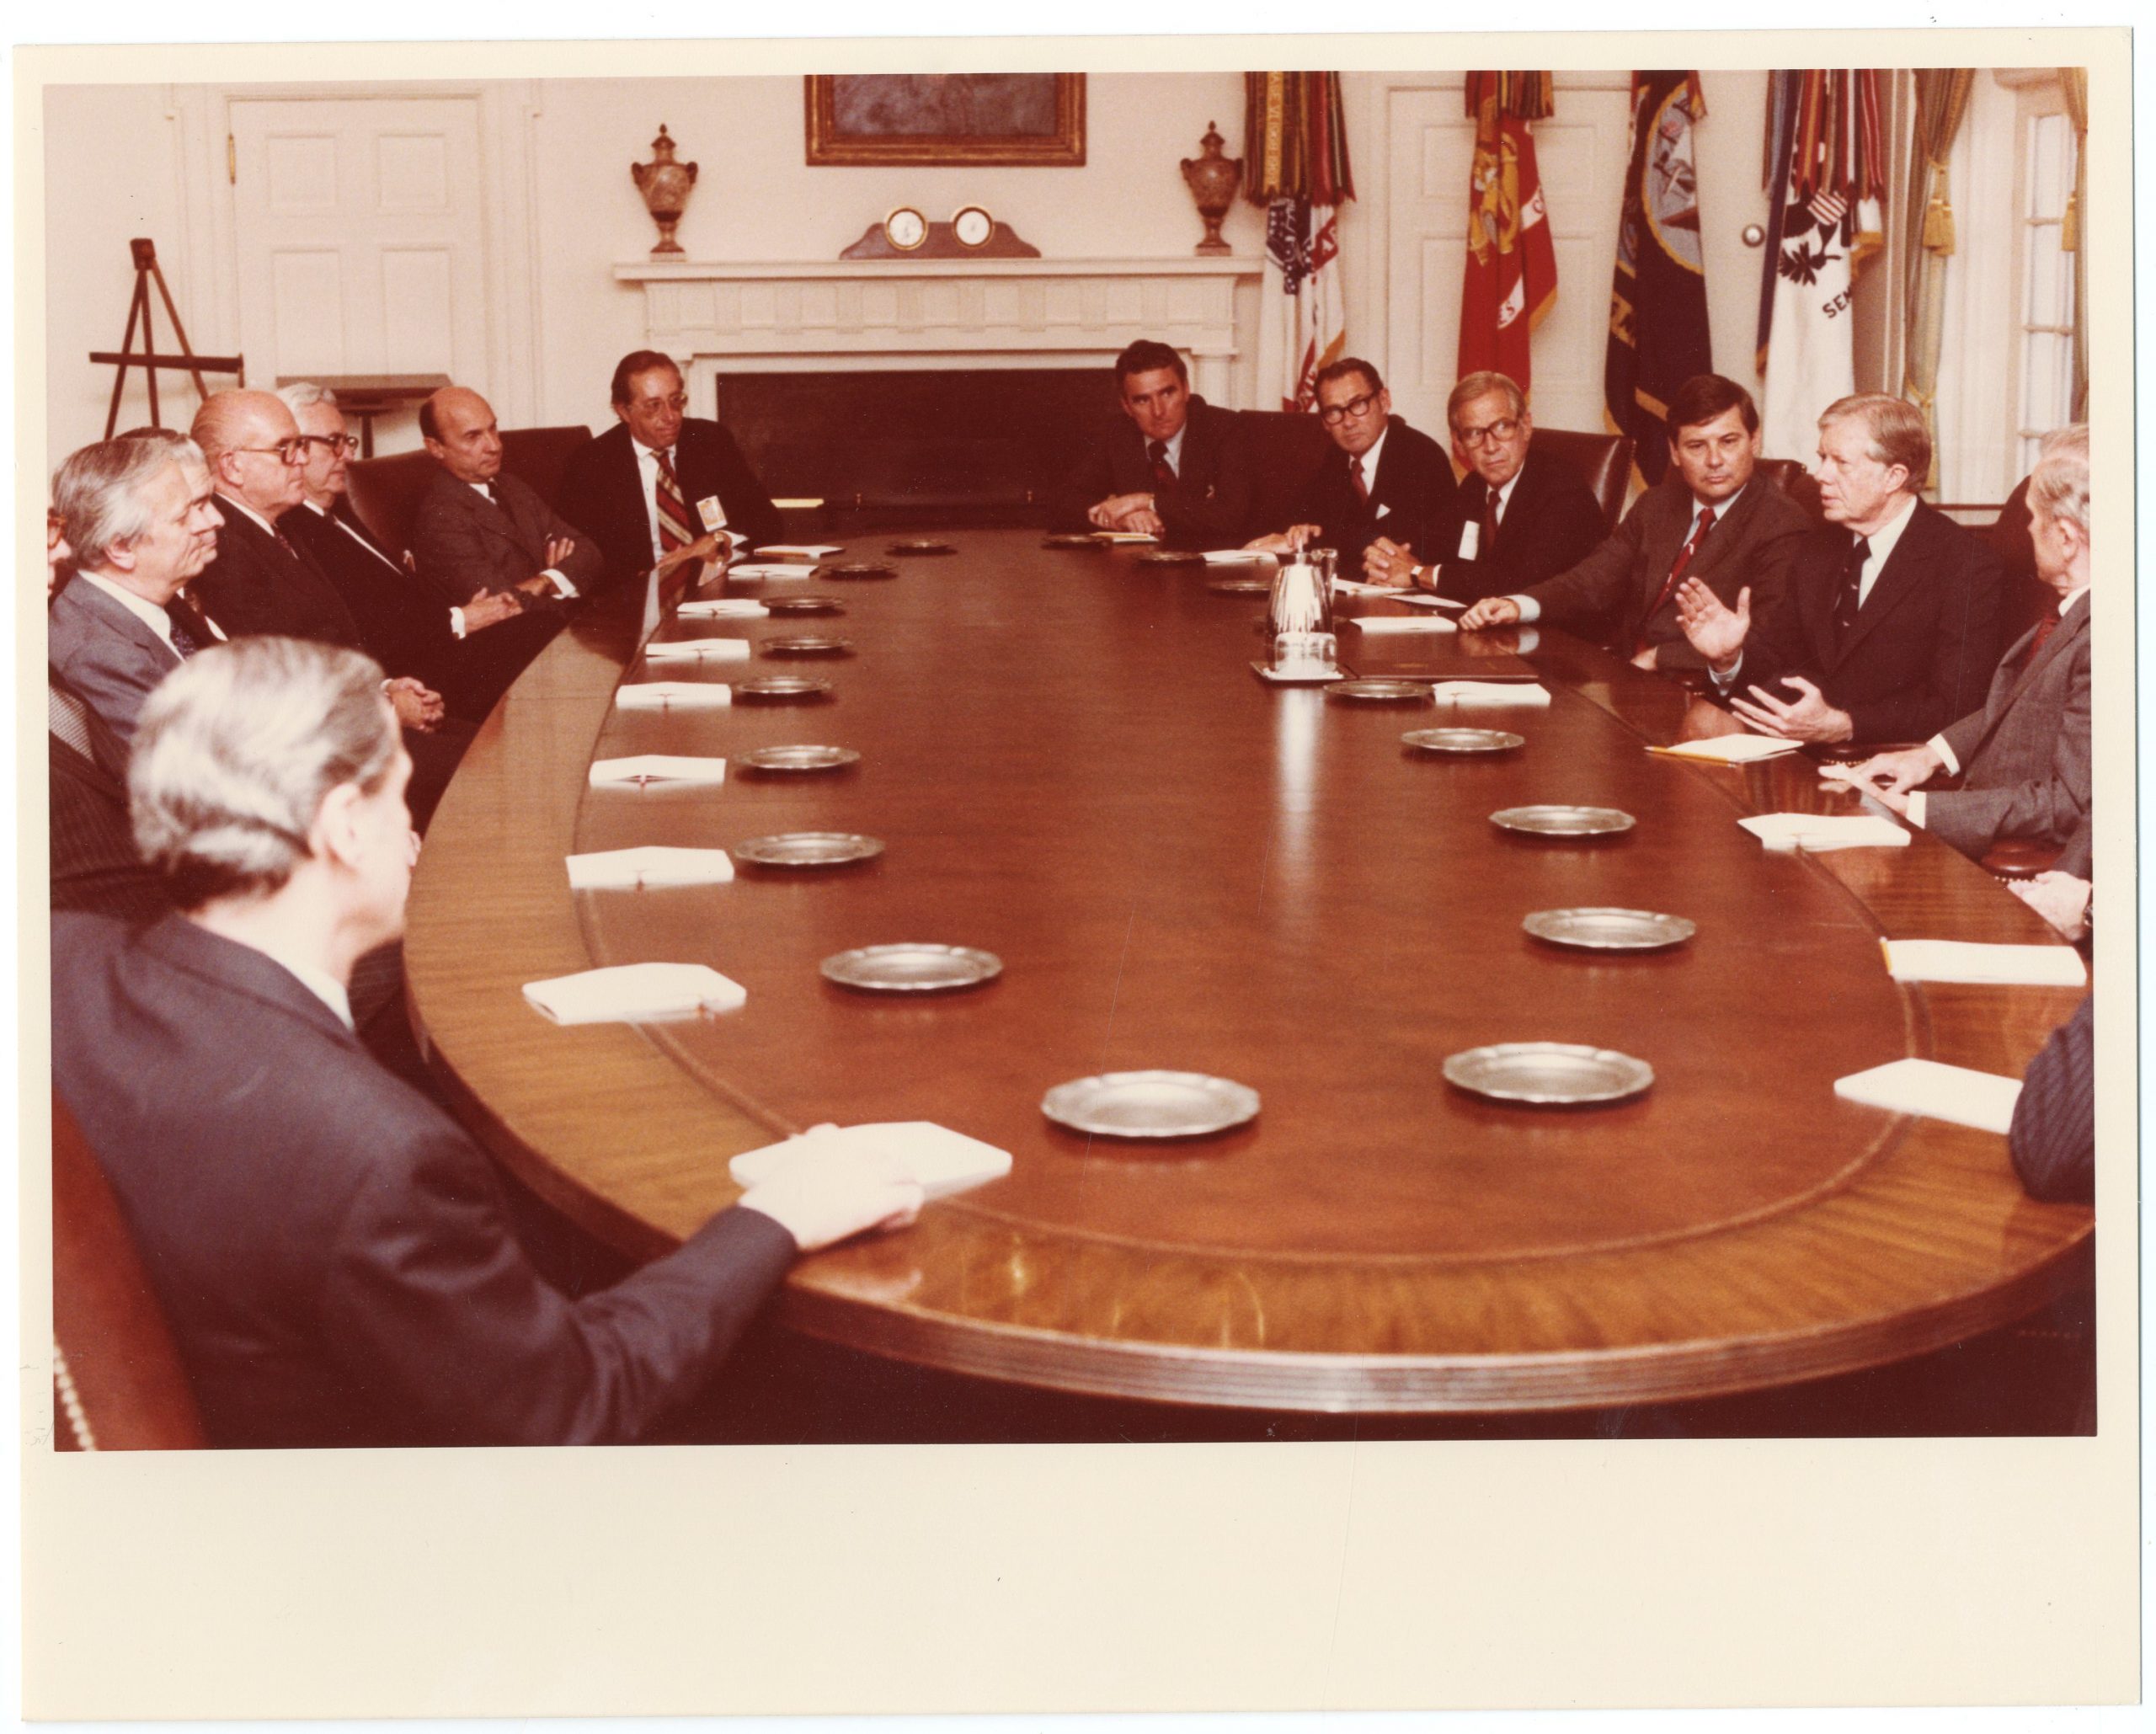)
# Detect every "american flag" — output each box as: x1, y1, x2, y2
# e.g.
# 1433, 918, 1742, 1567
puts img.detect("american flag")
1261, 196, 1344, 412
